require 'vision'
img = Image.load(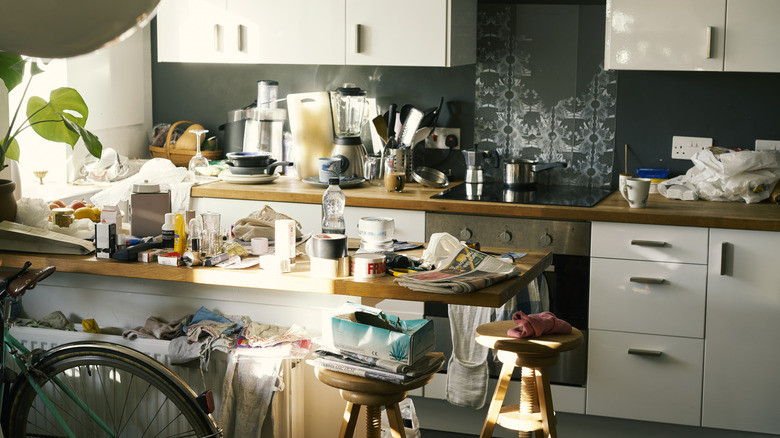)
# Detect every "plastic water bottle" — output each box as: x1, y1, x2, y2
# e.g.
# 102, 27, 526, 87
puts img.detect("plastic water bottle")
322, 177, 346, 234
